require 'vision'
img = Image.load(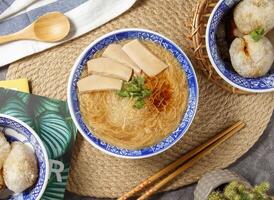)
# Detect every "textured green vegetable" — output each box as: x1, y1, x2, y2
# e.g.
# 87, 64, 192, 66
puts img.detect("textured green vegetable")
208, 181, 271, 200
208, 192, 225, 200
118, 76, 151, 109
250, 27, 265, 42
